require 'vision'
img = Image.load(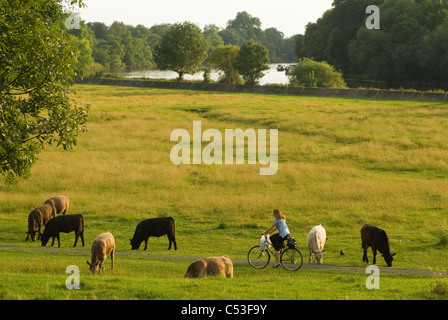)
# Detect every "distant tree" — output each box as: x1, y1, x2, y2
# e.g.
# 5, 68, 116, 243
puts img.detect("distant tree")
209, 45, 241, 84
0, 0, 89, 183
300, 0, 383, 75
348, 0, 448, 83
234, 40, 269, 85
262, 27, 285, 62
93, 36, 126, 70
227, 11, 263, 42
69, 22, 95, 76
87, 22, 109, 40
203, 24, 224, 48
218, 28, 244, 46
289, 58, 346, 88
154, 22, 209, 81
